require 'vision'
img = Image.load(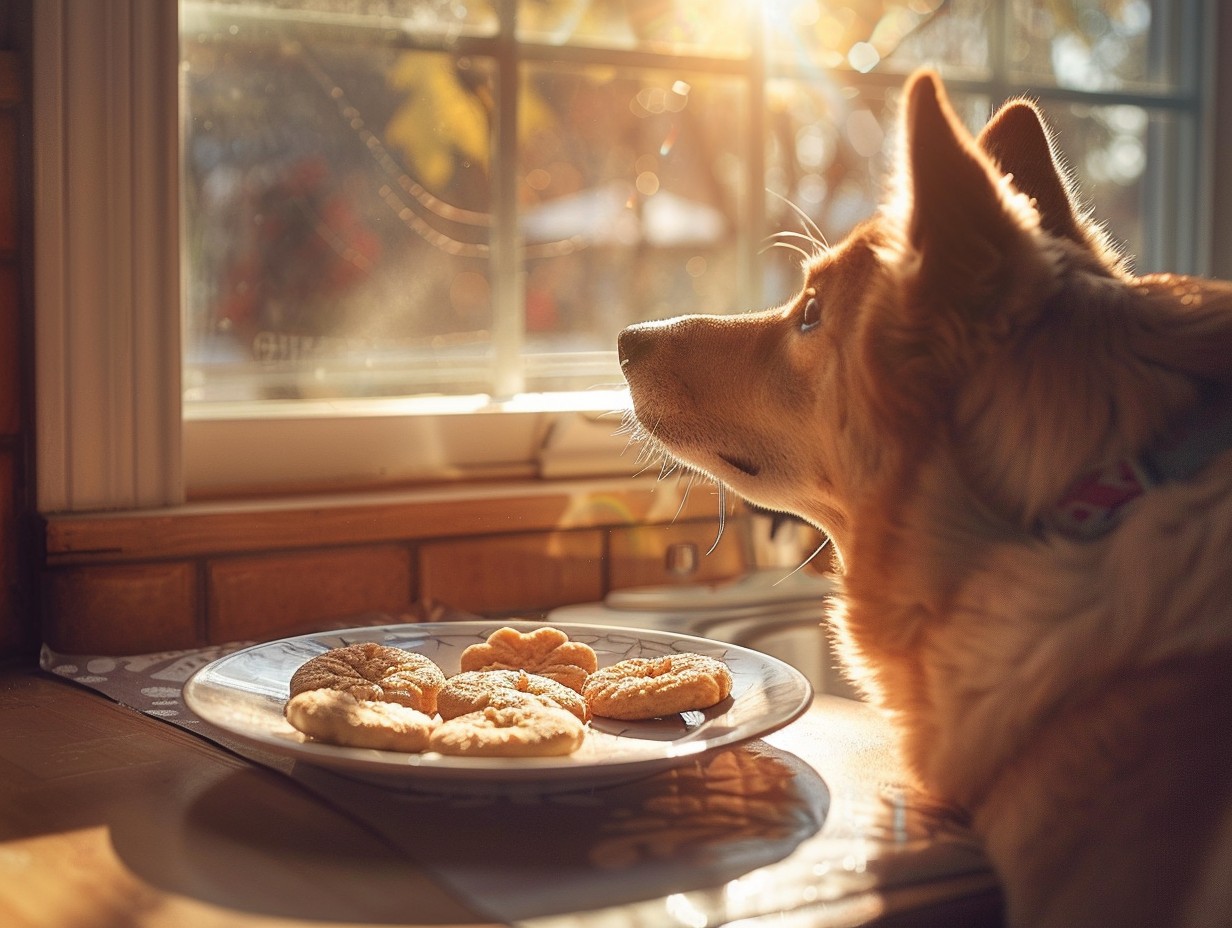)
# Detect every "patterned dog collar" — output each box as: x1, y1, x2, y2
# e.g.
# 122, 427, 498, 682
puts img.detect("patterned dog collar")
1047, 389, 1232, 540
